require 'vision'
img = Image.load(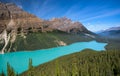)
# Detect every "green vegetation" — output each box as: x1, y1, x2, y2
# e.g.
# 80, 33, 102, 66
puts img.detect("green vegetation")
0, 30, 120, 76
28, 58, 34, 76
0, 70, 5, 76
1, 30, 120, 52
0, 49, 120, 76
96, 36, 120, 50
7, 63, 16, 76
0, 59, 34, 76
7, 31, 93, 52
0, 63, 18, 76
20, 49, 120, 76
